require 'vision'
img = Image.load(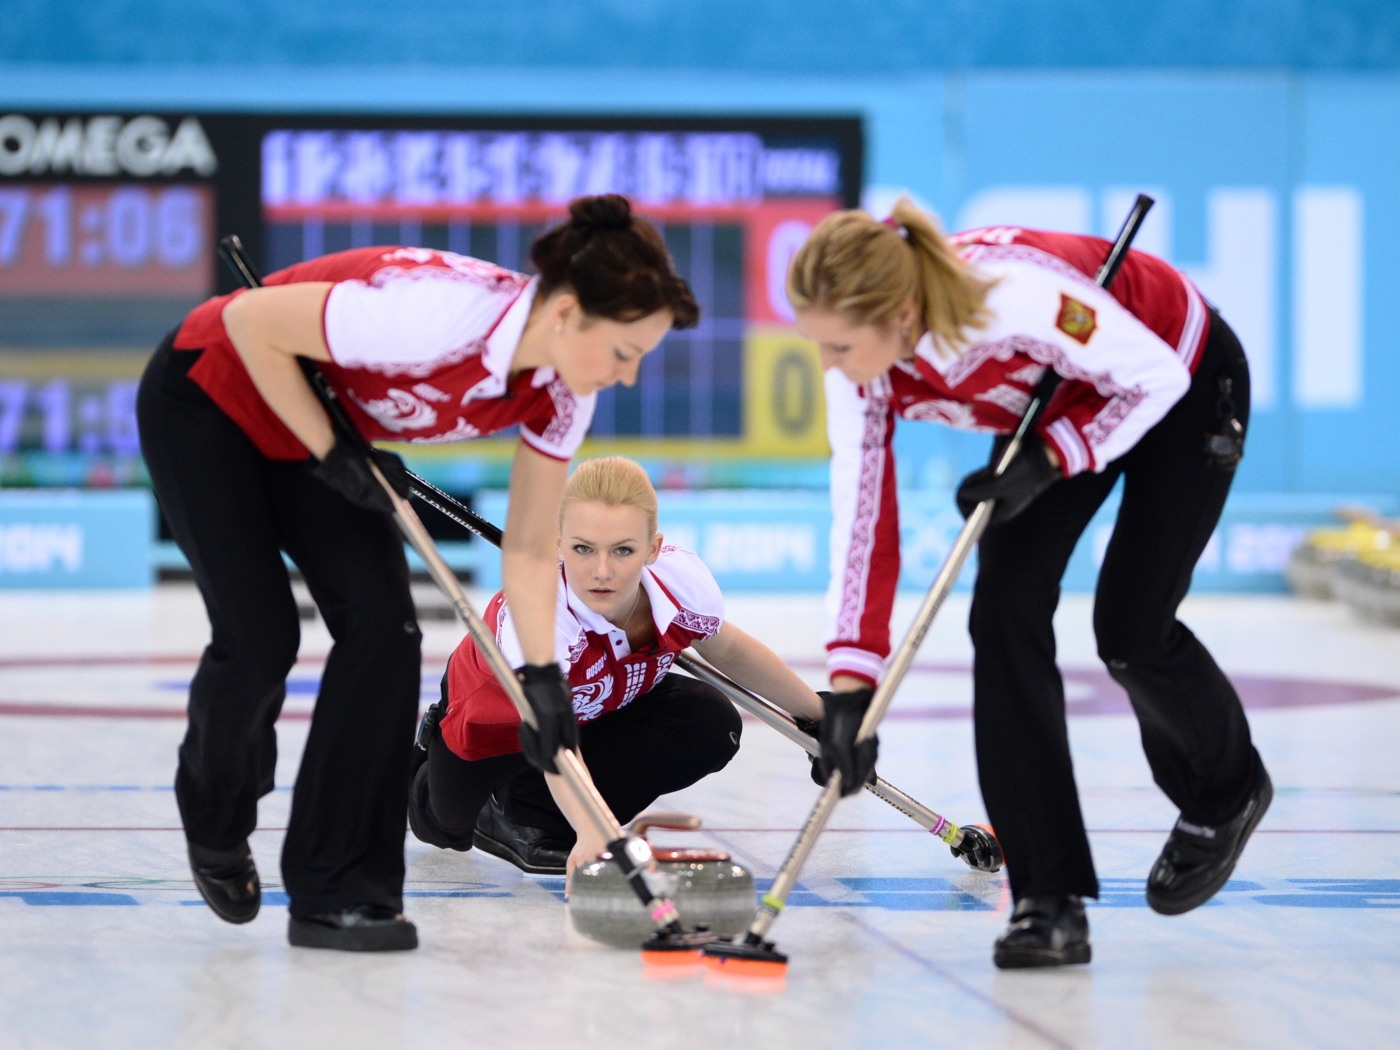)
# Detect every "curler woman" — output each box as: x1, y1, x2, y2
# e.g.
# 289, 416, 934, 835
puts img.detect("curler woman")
787, 200, 1270, 969
409, 456, 825, 880
137, 195, 698, 951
